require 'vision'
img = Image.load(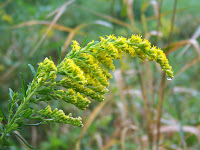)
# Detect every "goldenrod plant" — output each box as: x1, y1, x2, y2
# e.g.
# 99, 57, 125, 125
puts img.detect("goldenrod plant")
0, 35, 173, 148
